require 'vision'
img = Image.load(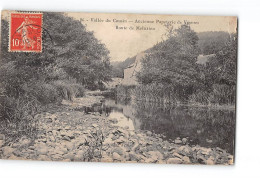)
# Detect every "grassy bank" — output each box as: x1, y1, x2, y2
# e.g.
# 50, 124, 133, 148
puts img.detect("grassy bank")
116, 84, 235, 109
